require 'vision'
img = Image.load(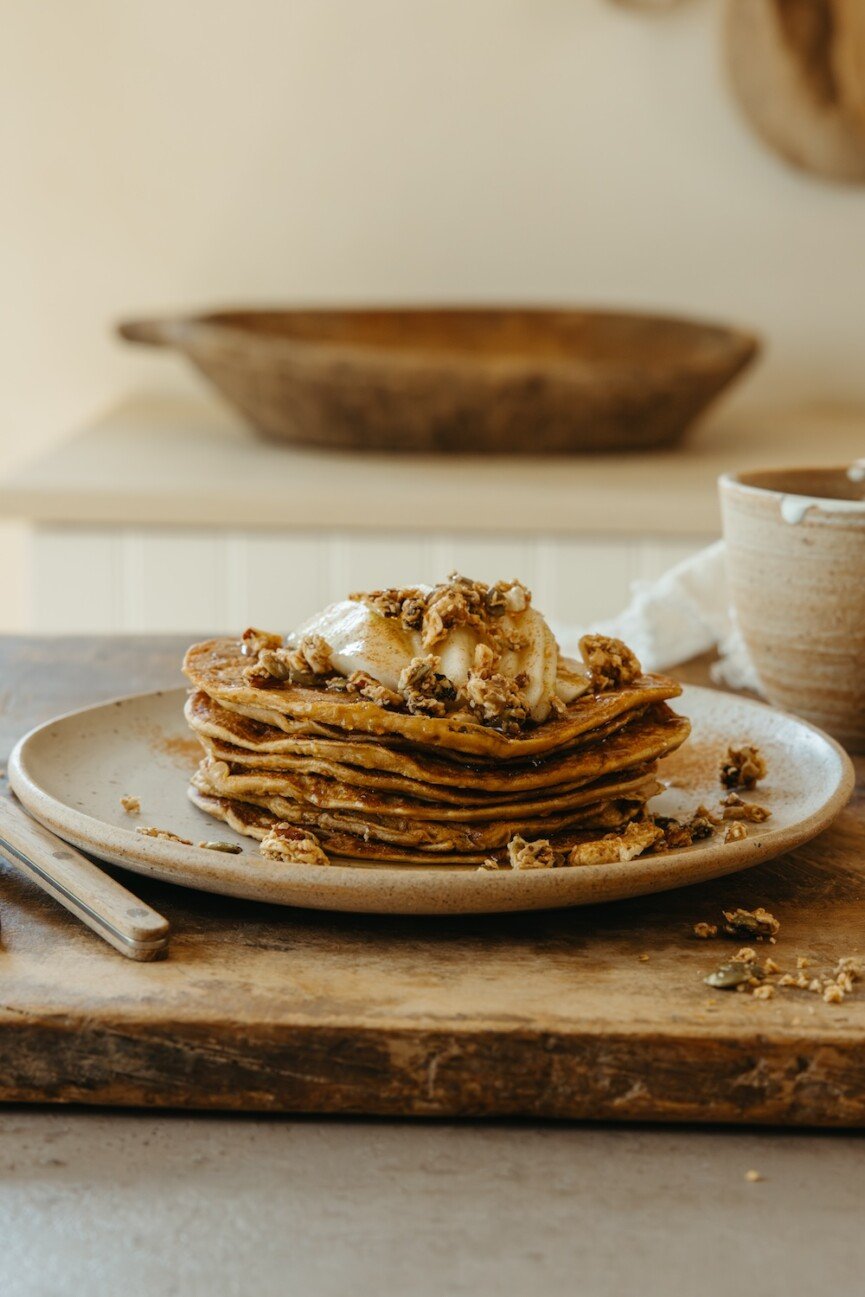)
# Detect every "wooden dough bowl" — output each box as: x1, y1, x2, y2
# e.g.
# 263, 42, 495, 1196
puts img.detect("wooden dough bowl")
118, 308, 760, 455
